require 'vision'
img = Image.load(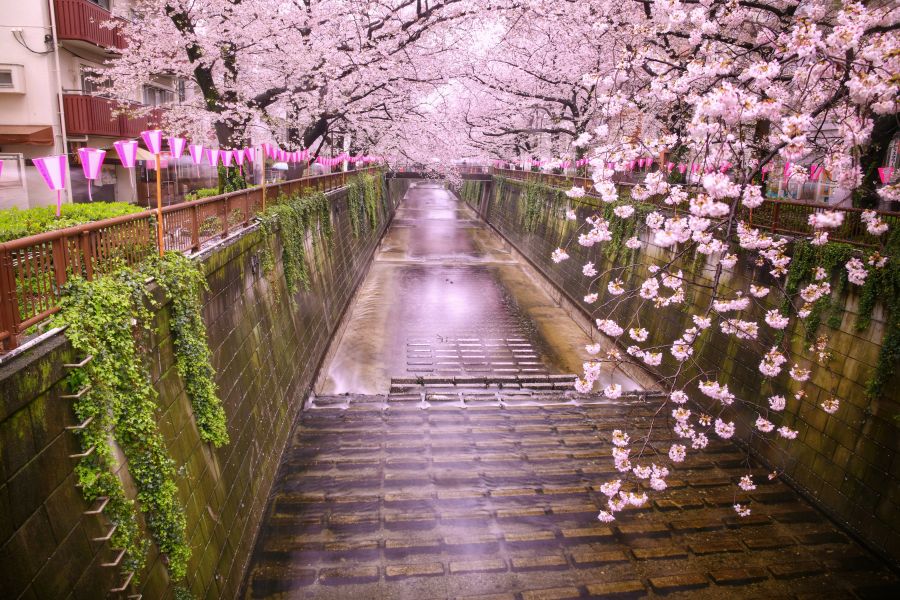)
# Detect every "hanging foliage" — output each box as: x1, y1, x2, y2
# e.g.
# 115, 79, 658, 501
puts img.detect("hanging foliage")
144, 252, 230, 447
258, 190, 333, 294
52, 266, 191, 586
